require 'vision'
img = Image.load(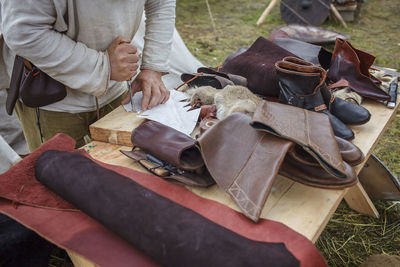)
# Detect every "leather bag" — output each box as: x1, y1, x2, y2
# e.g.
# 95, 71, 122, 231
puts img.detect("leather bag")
6, 56, 66, 115
121, 121, 215, 187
